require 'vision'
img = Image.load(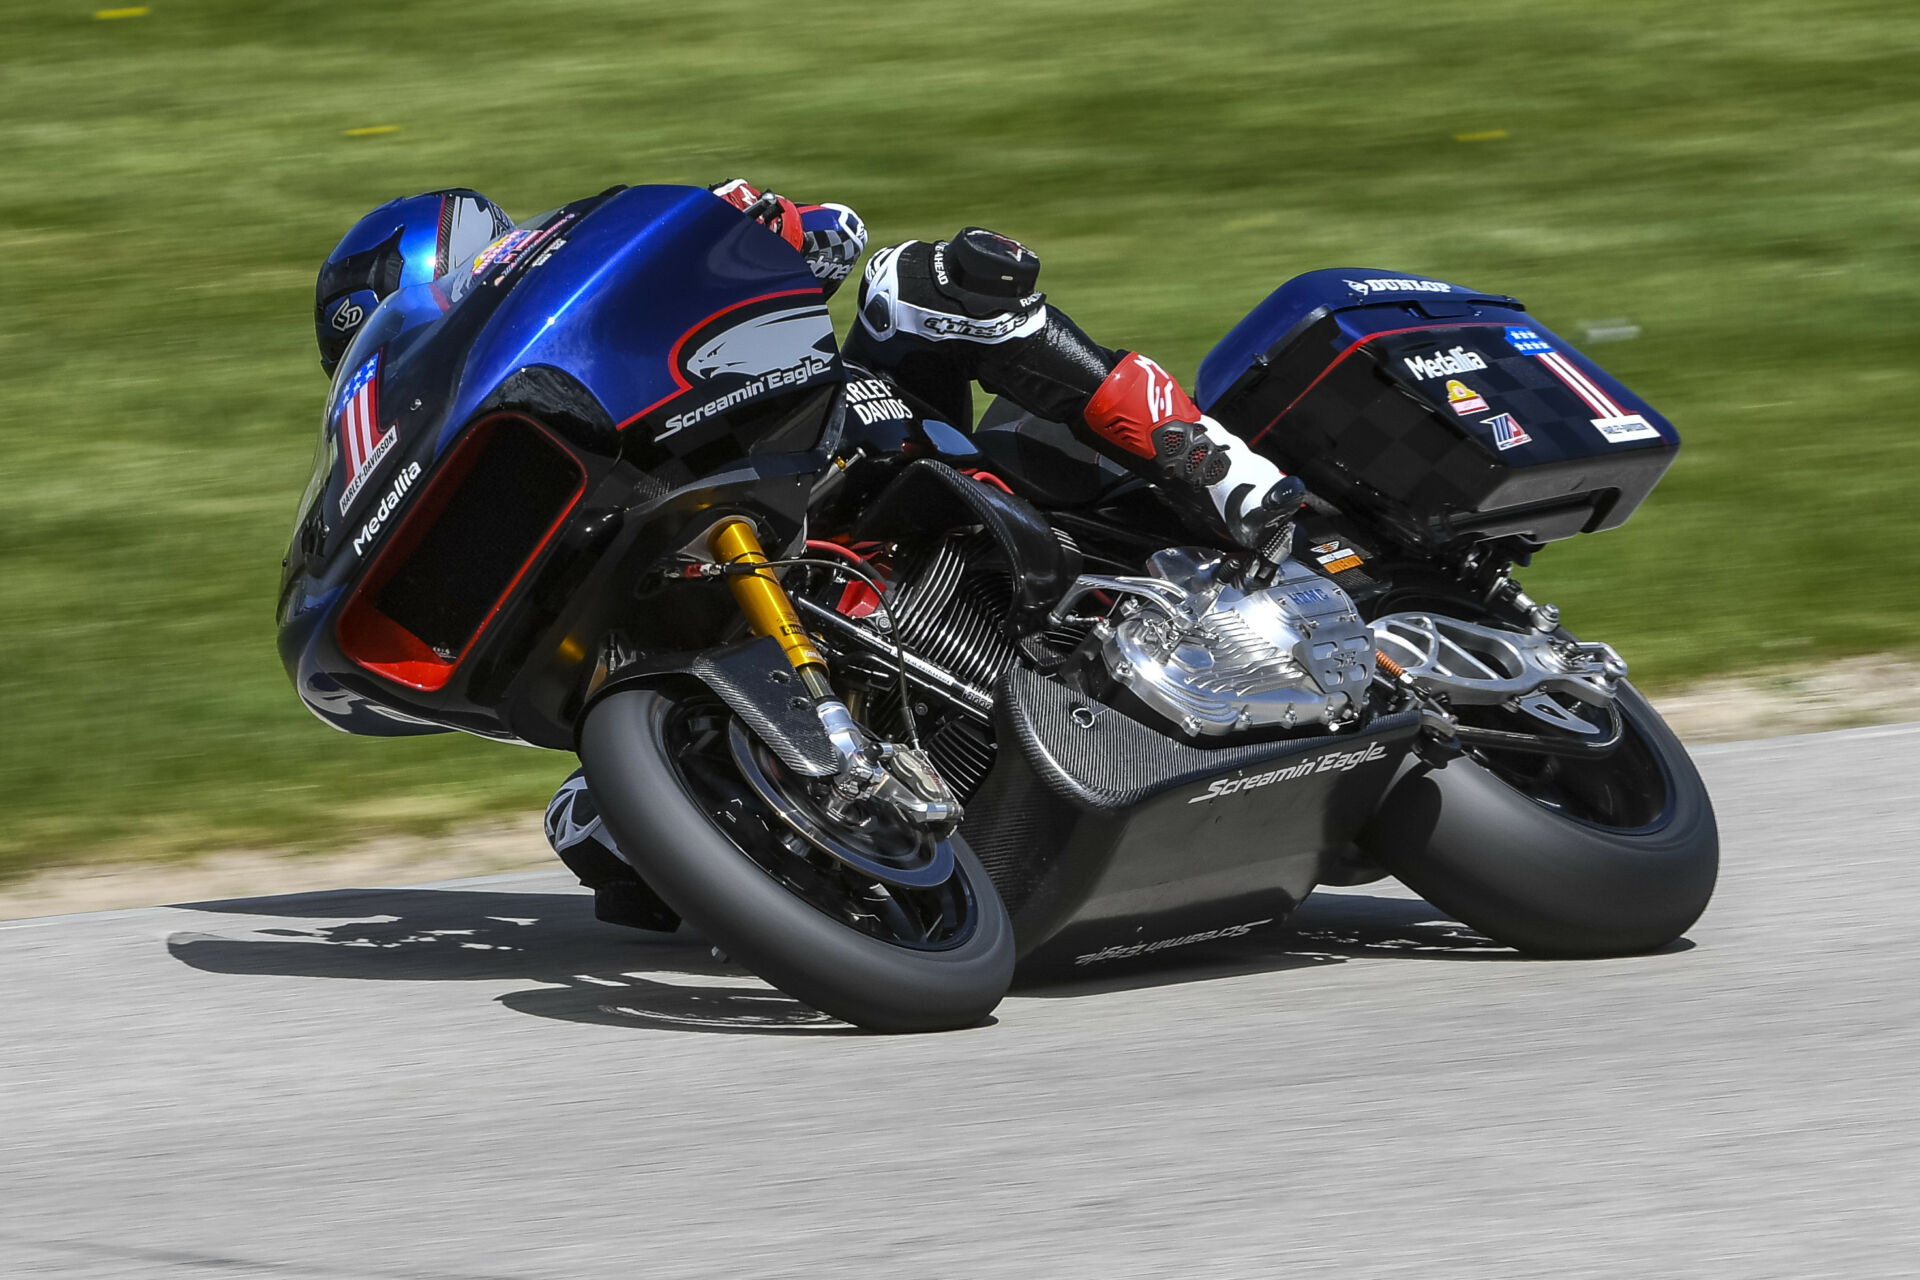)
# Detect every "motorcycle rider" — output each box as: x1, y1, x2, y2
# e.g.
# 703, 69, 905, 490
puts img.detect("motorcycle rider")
315, 179, 1305, 926
707, 178, 1307, 556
